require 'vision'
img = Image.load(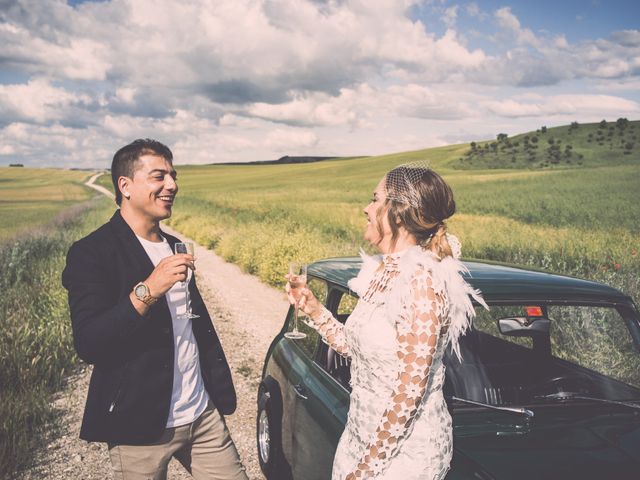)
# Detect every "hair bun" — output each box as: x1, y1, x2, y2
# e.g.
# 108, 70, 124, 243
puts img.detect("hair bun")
445, 233, 462, 259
